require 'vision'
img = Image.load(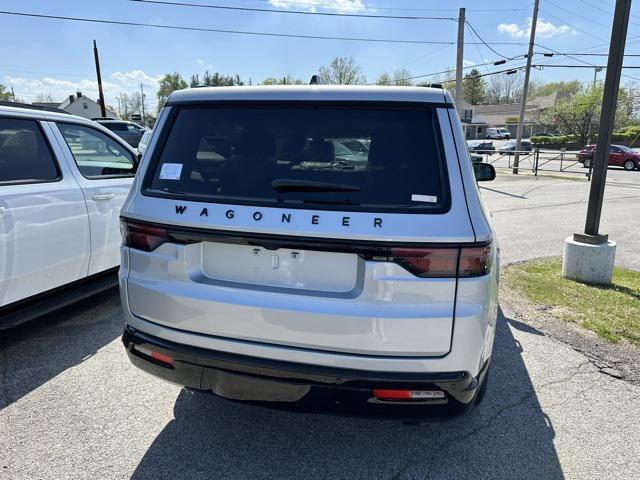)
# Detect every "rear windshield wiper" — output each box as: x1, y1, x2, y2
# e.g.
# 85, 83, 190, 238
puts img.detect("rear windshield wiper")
272, 179, 361, 193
